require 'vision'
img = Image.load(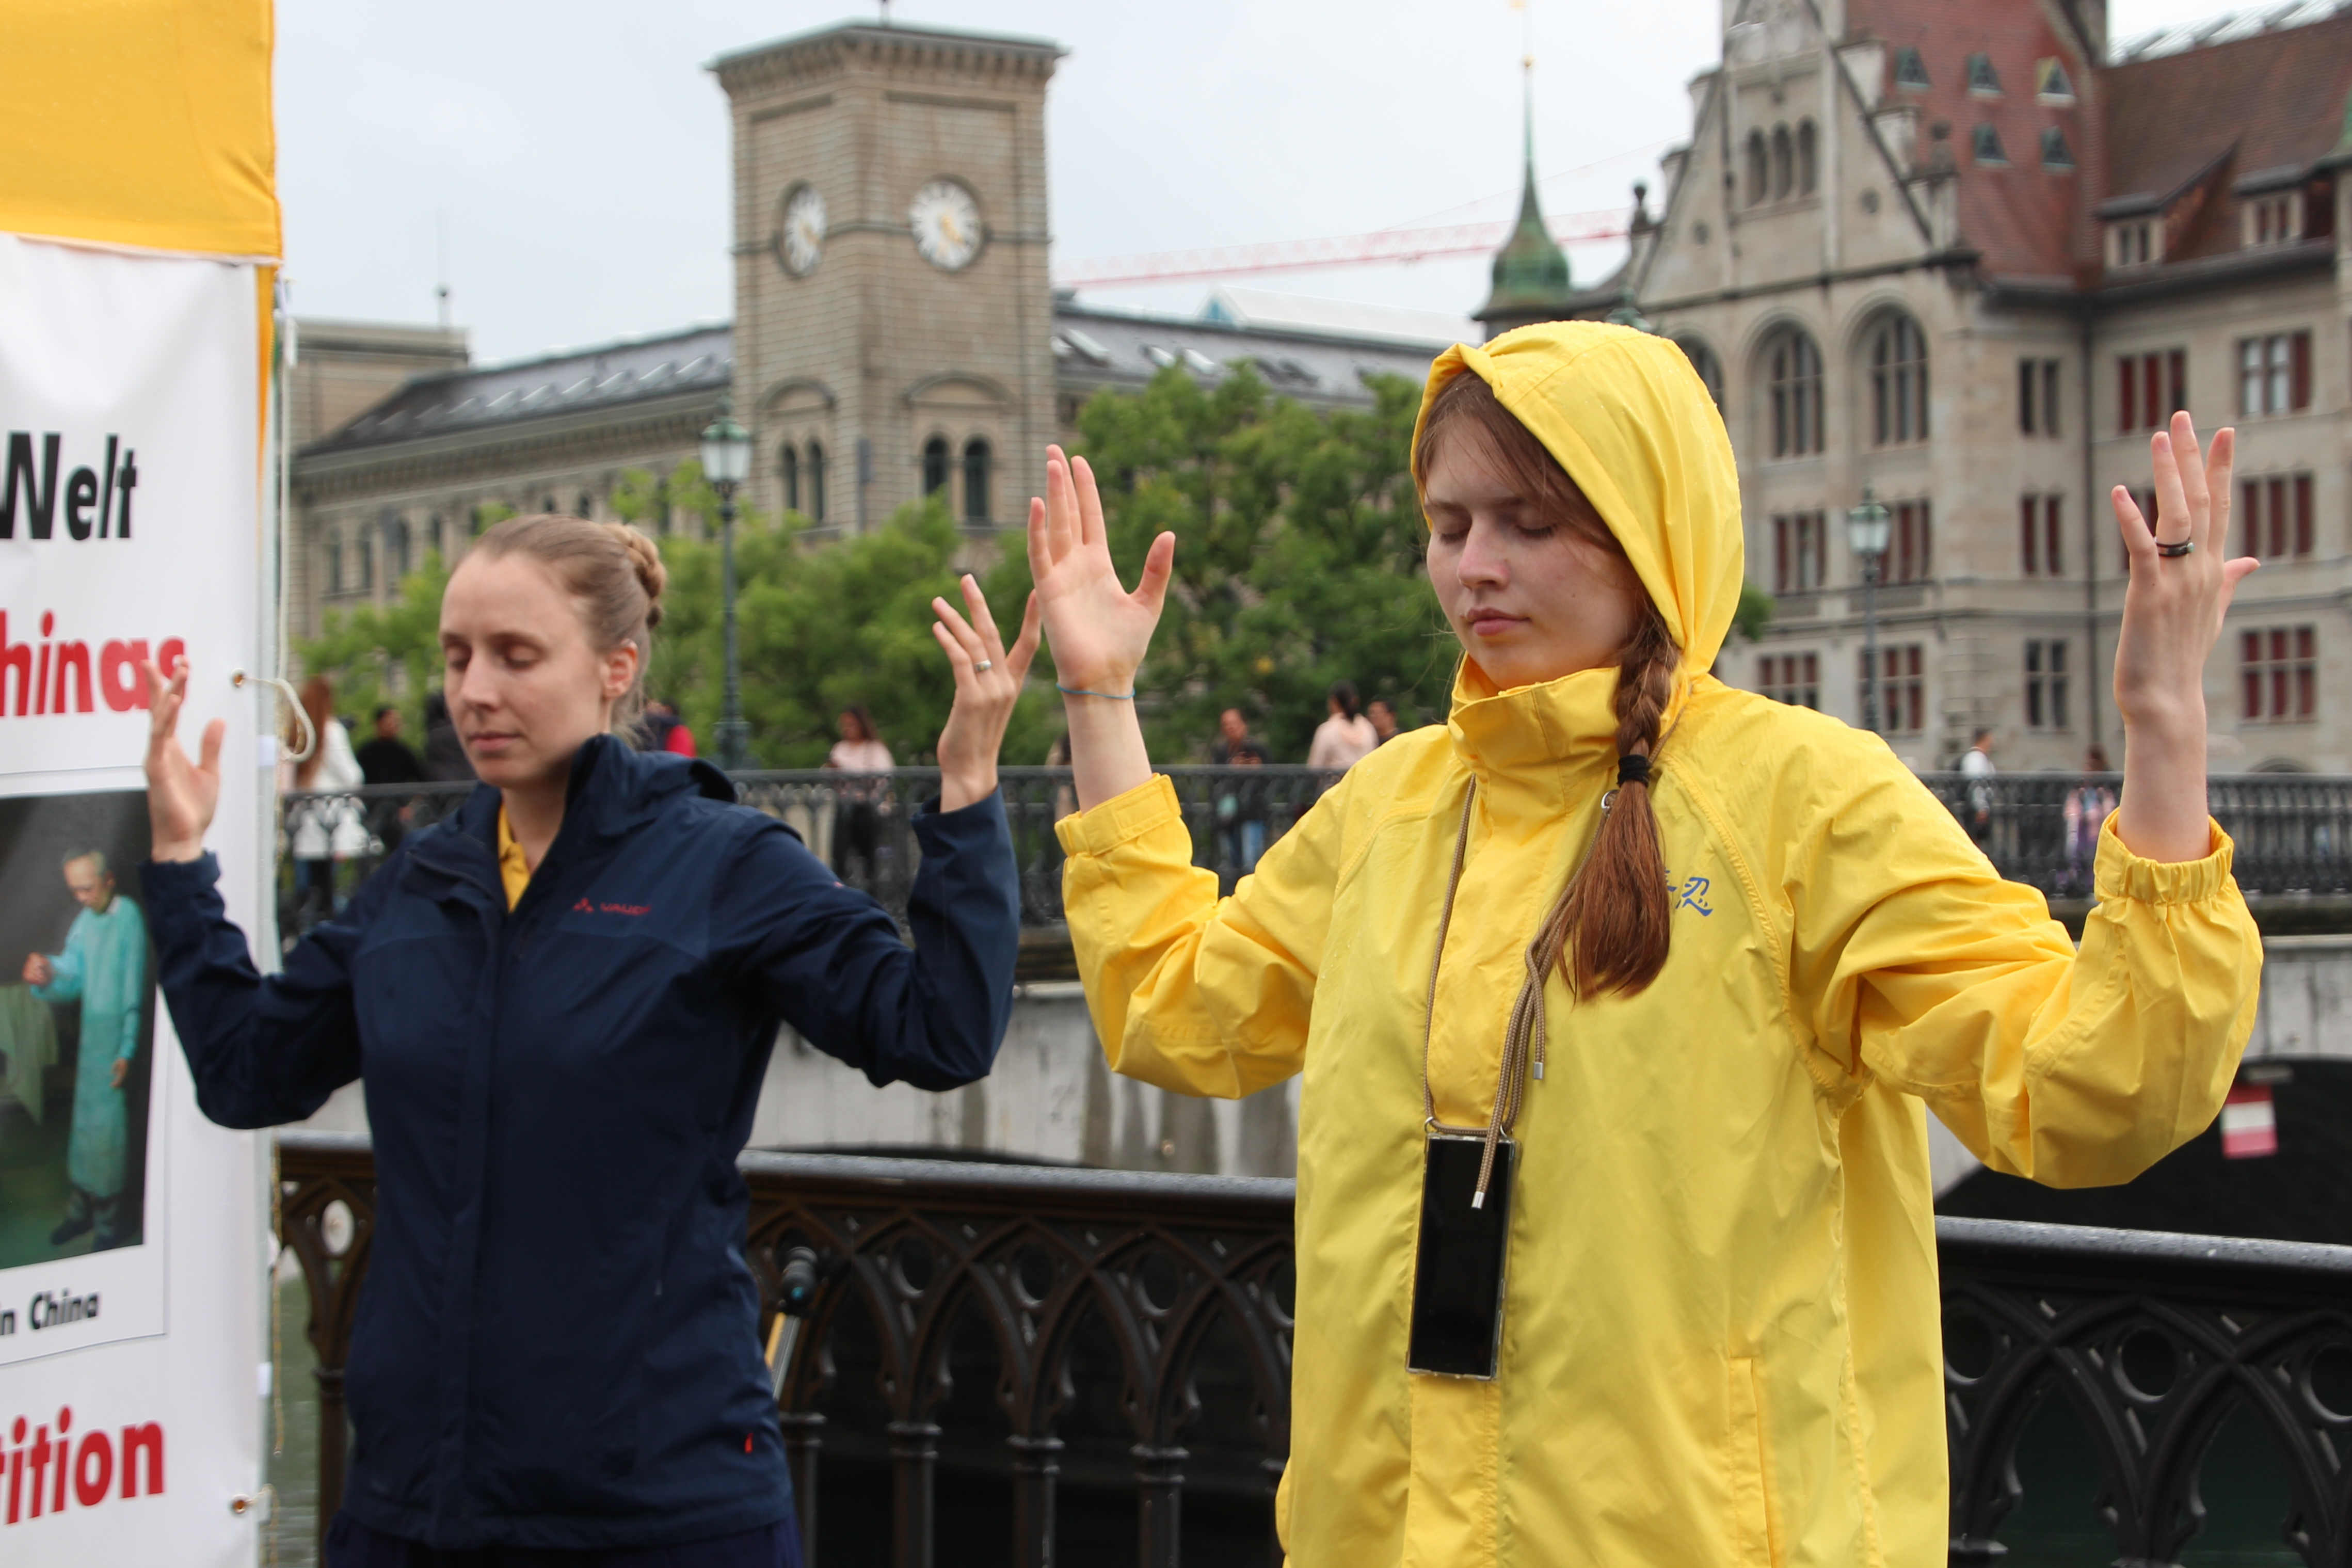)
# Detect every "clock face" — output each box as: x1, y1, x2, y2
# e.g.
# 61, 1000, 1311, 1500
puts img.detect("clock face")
909, 179, 983, 271
777, 184, 826, 277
